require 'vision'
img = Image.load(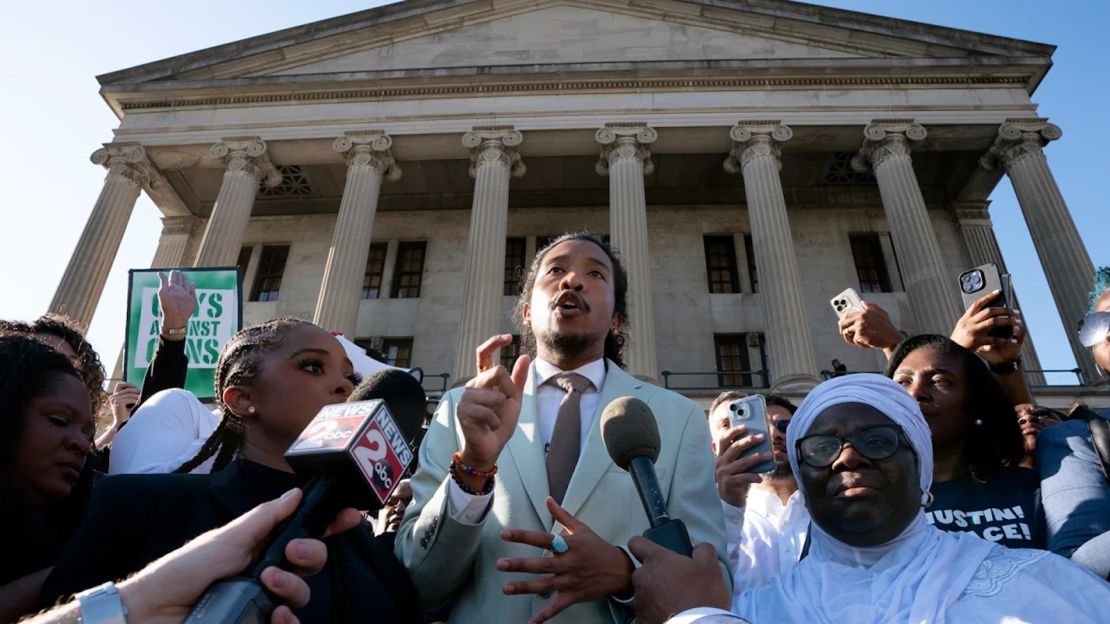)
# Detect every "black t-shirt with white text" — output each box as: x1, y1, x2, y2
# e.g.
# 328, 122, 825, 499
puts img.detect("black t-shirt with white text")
926, 466, 1045, 549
